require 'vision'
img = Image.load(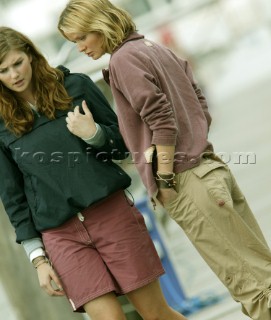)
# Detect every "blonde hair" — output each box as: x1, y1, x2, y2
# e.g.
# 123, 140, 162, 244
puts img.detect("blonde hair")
0, 27, 72, 136
58, 0, 136, 53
